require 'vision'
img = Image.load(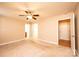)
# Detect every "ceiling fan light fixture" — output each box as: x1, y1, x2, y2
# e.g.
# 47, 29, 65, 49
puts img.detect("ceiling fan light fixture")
27, 15, 32, 20
19, 9, 39, 21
